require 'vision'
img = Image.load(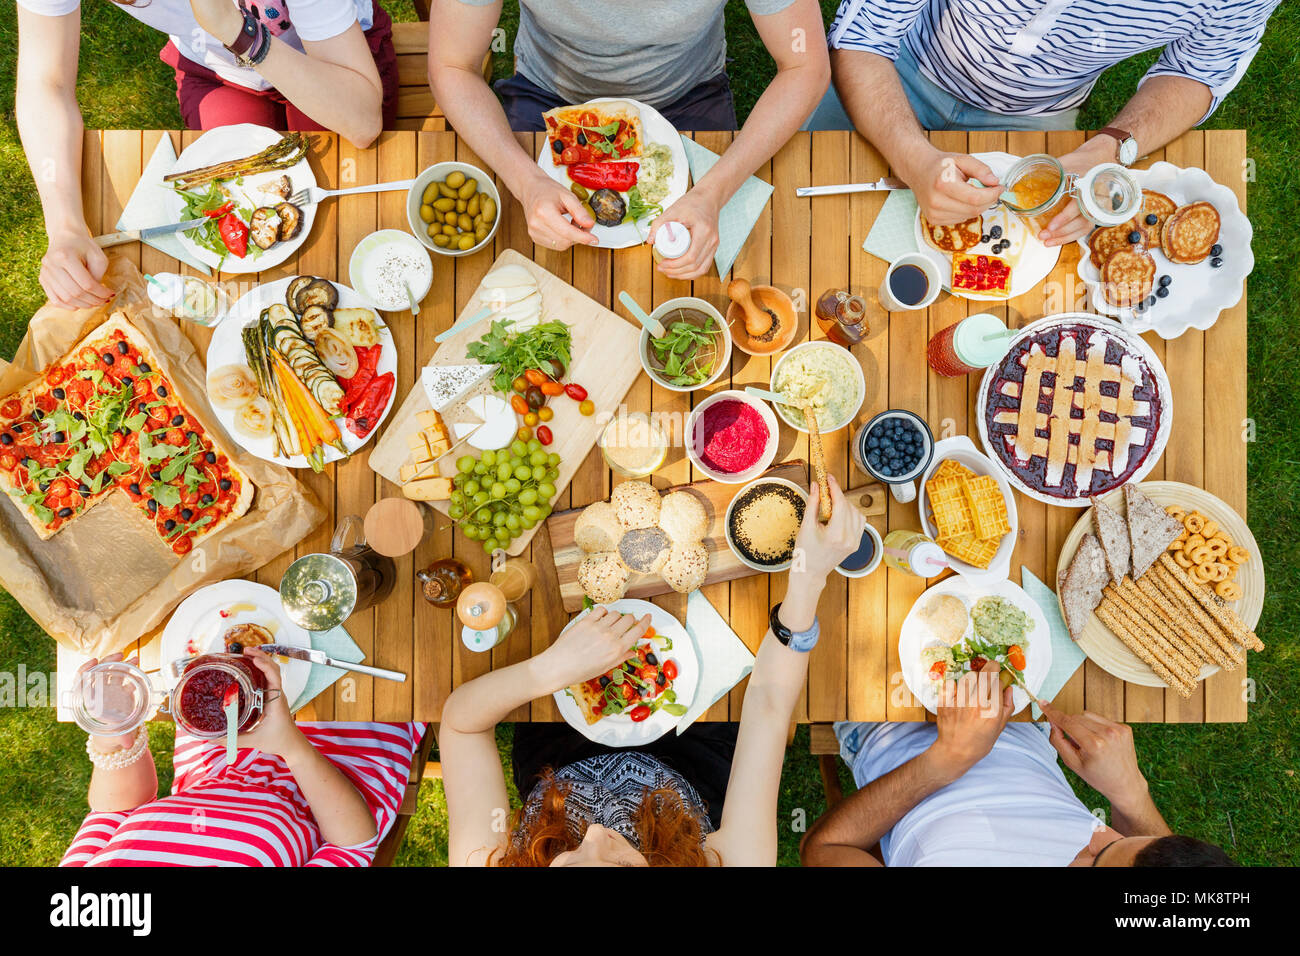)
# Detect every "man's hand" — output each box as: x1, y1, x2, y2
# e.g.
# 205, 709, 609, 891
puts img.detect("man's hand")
903, 148, 1001, 226
41, 229, 113, 310
1039, 136, 1119, 246
519, 169, 598, 252
648, 185, 721, 280
535, 606, 651, 690
1041, 701, 1150, 808
929, 668, 1012, 778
